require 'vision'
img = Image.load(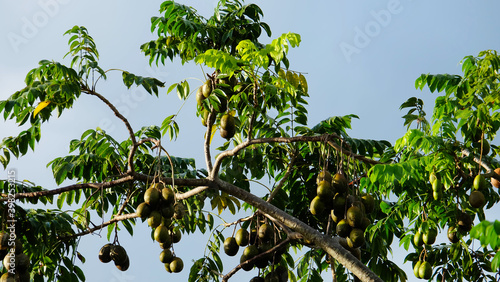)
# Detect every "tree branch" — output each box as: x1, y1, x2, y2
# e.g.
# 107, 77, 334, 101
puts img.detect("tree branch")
59, 213, 138, 241
1, 174, 135, 201
267, 153, 296, 203
212, 134, 382, 178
